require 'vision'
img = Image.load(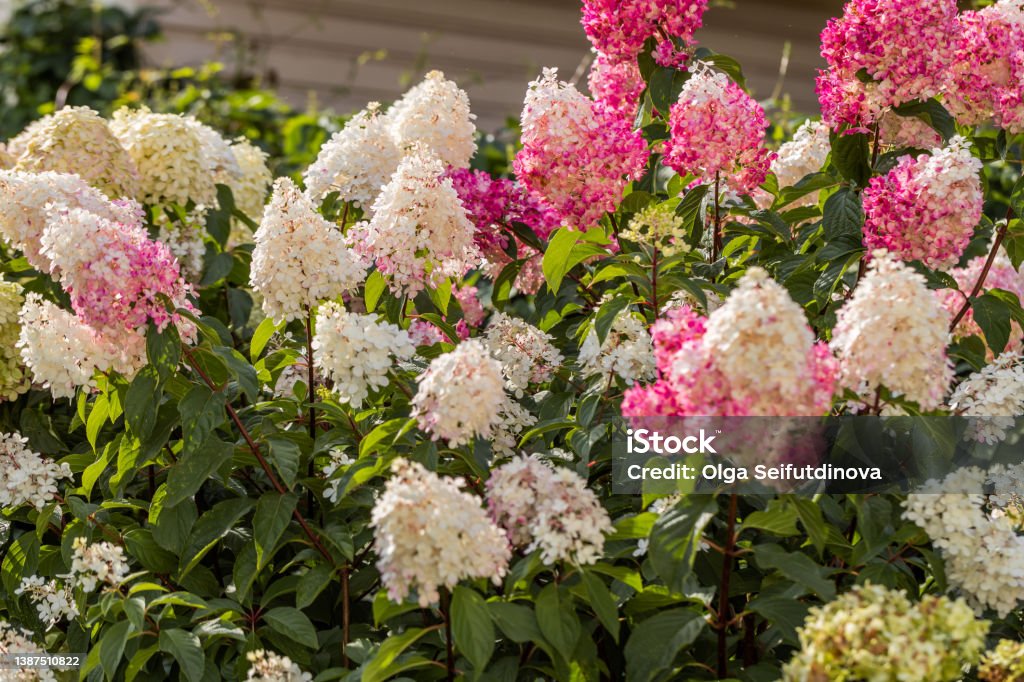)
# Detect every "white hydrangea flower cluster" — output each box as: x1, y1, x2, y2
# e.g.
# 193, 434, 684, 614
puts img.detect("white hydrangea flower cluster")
155, 209, 207, 281
0, 170, 138, 269
387, 70, 476, 168
303, 103, 401, 208
348, 148, 480, 297
948, 351, 1024, 443
187, 118, 241, 183
109, 107, 219, 207
411, 339, 507, 446
311, 301, 415, 406
322, 448, 355, 503
486, 455, 613, 565
490, 398, 538, 457
12, 106, 139, 199
67, 537, 130, 592
782, 584, 989, 682
0, 432, 71, 511
482, 312, 563, 396
370, 458, 510, 606
15, 576, 78, 627
227, 138, 273, 232
0, 279, 29, 401
830, 251, 953, 410
771, 119, 830, 195
17, 294, 146, 399
0, 621, 55, 682
250, 178, 366, 323
272, 353, 311, 399
578, 312, 655, 384
245, 650, 313, 682
903, 463, 1024, 617
0, 143, 14, 169
703, 268, 821, 411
